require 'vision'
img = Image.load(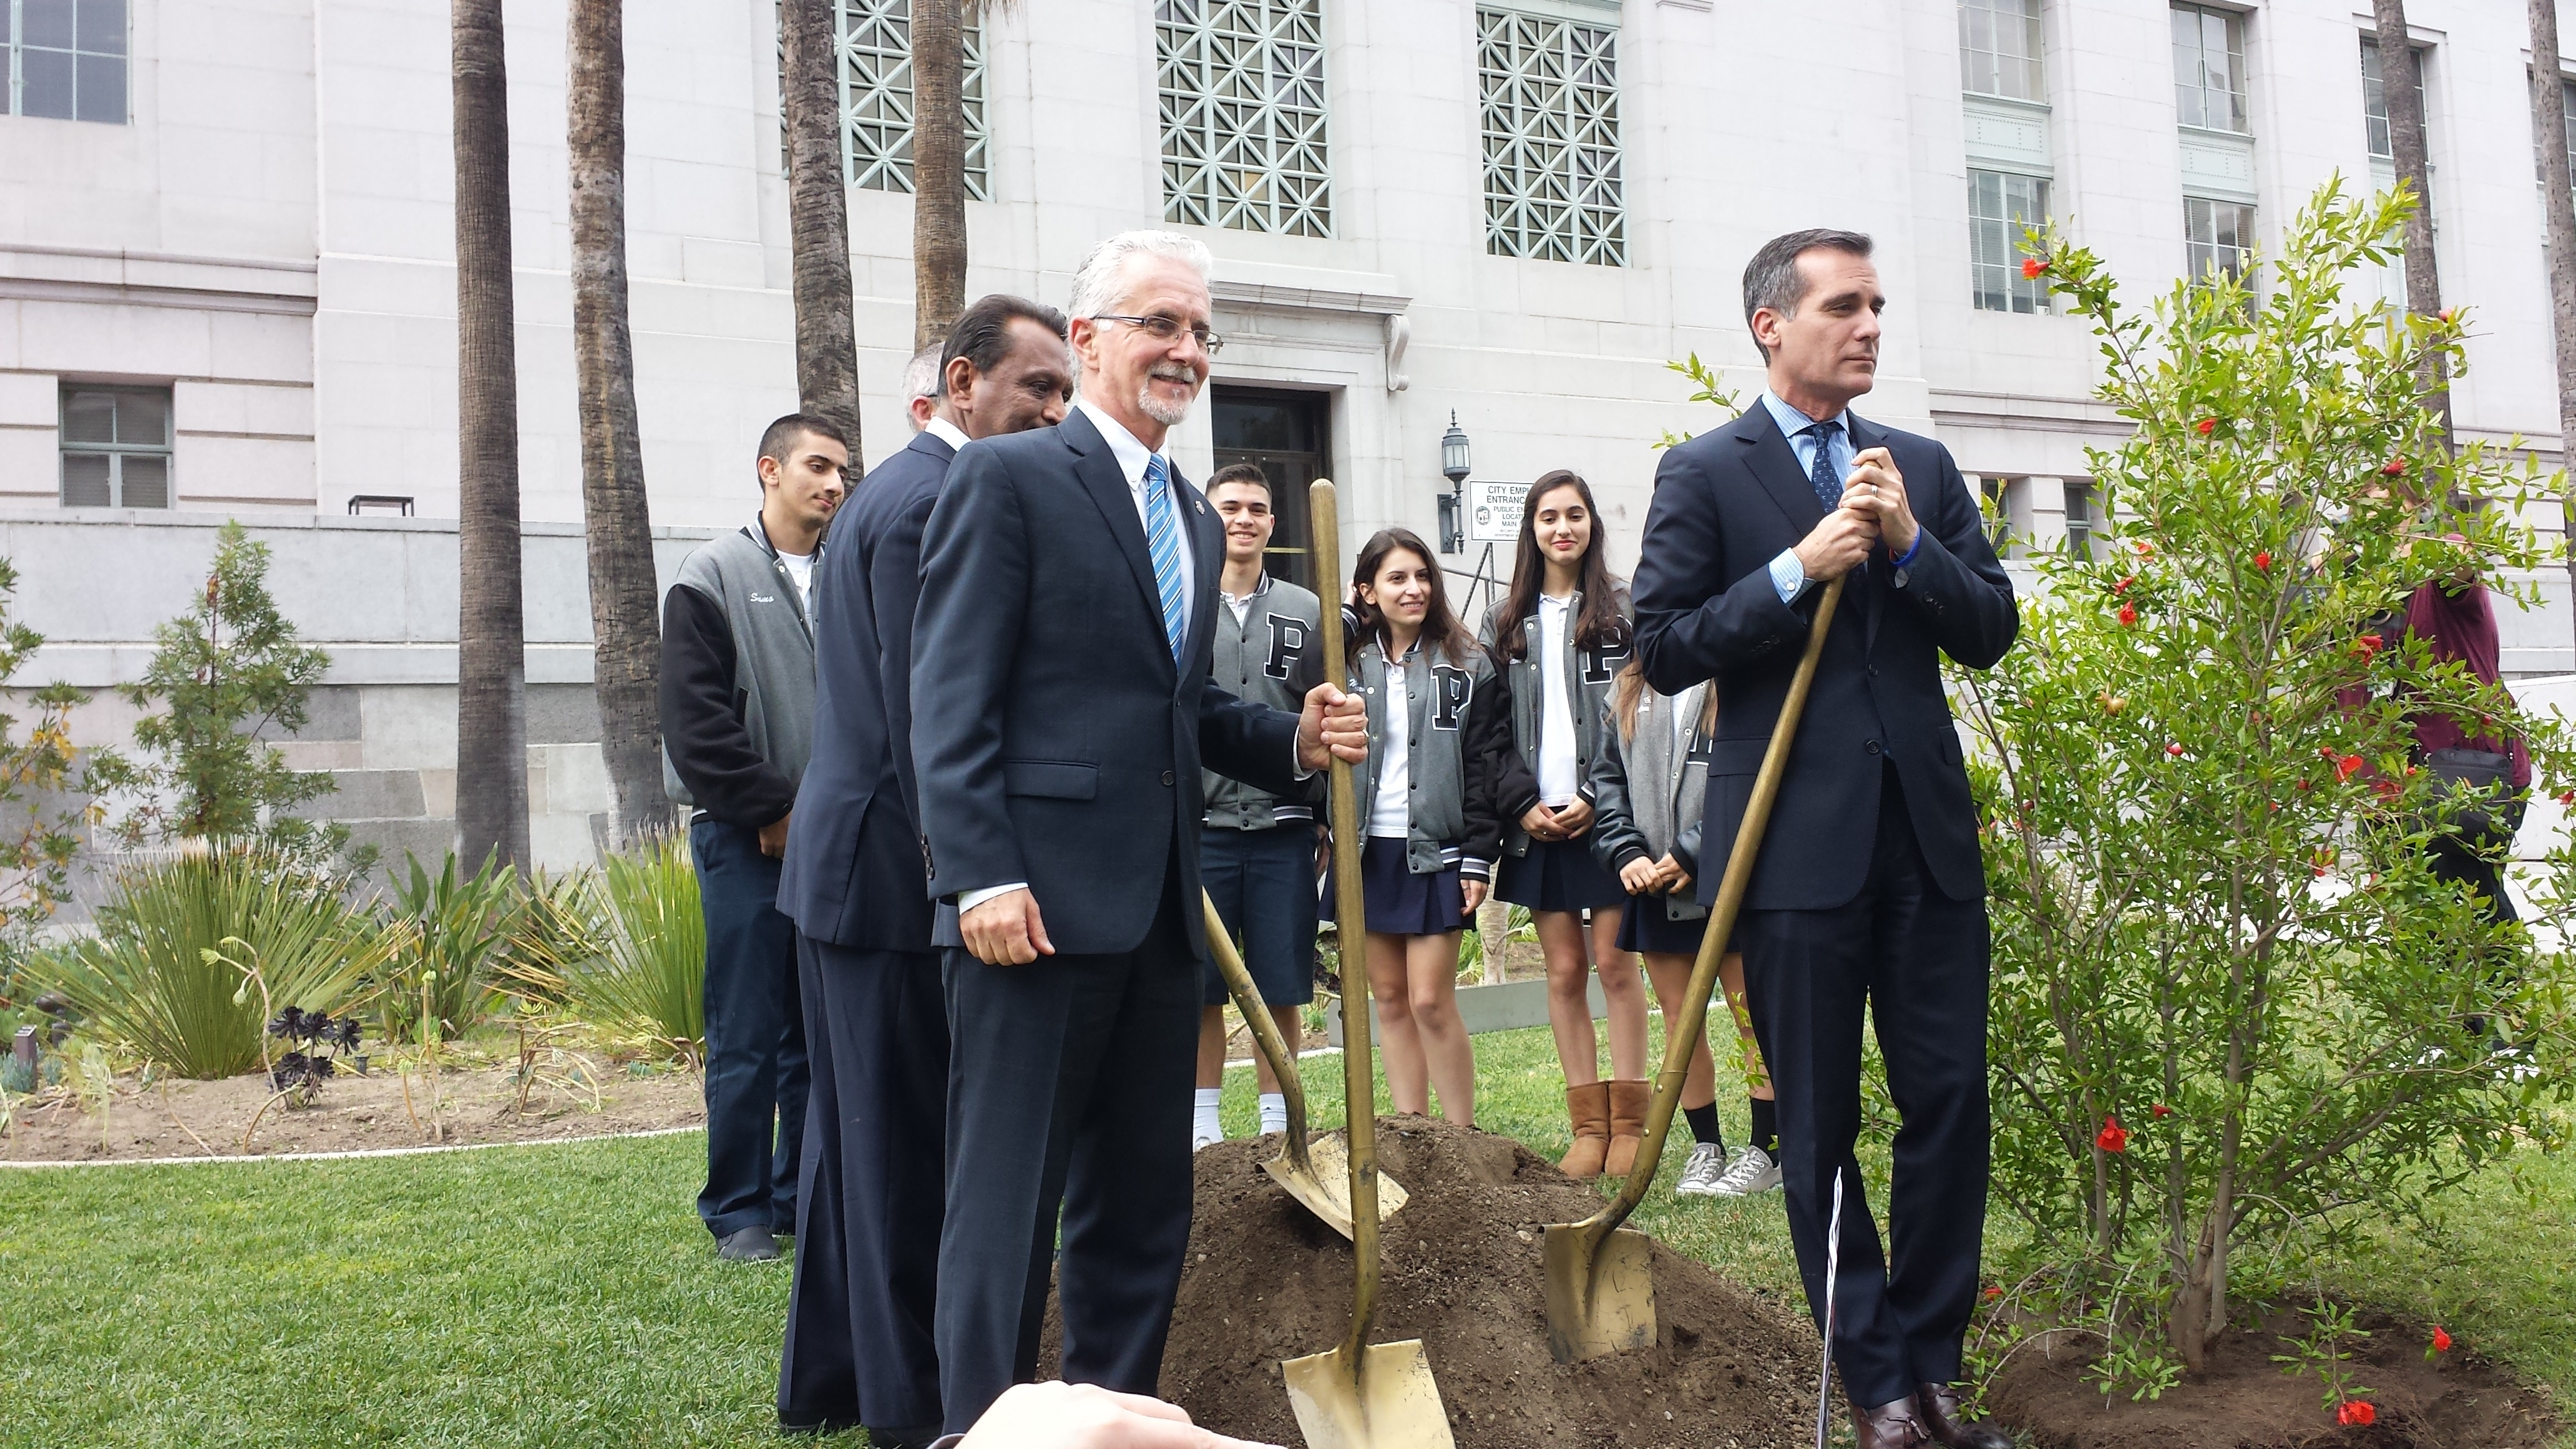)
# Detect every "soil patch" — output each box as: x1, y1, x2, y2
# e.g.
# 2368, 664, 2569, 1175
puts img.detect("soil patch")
0, 1060, 705, 1163
1991, 1307, 2564, 1449
1047, 1114, 1820, 1448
